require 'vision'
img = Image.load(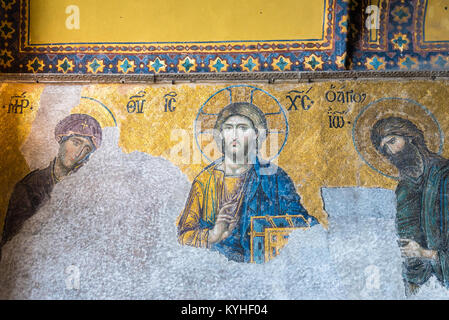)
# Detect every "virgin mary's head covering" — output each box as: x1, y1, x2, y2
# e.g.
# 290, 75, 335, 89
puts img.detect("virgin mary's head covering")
55, 113, 102, 149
